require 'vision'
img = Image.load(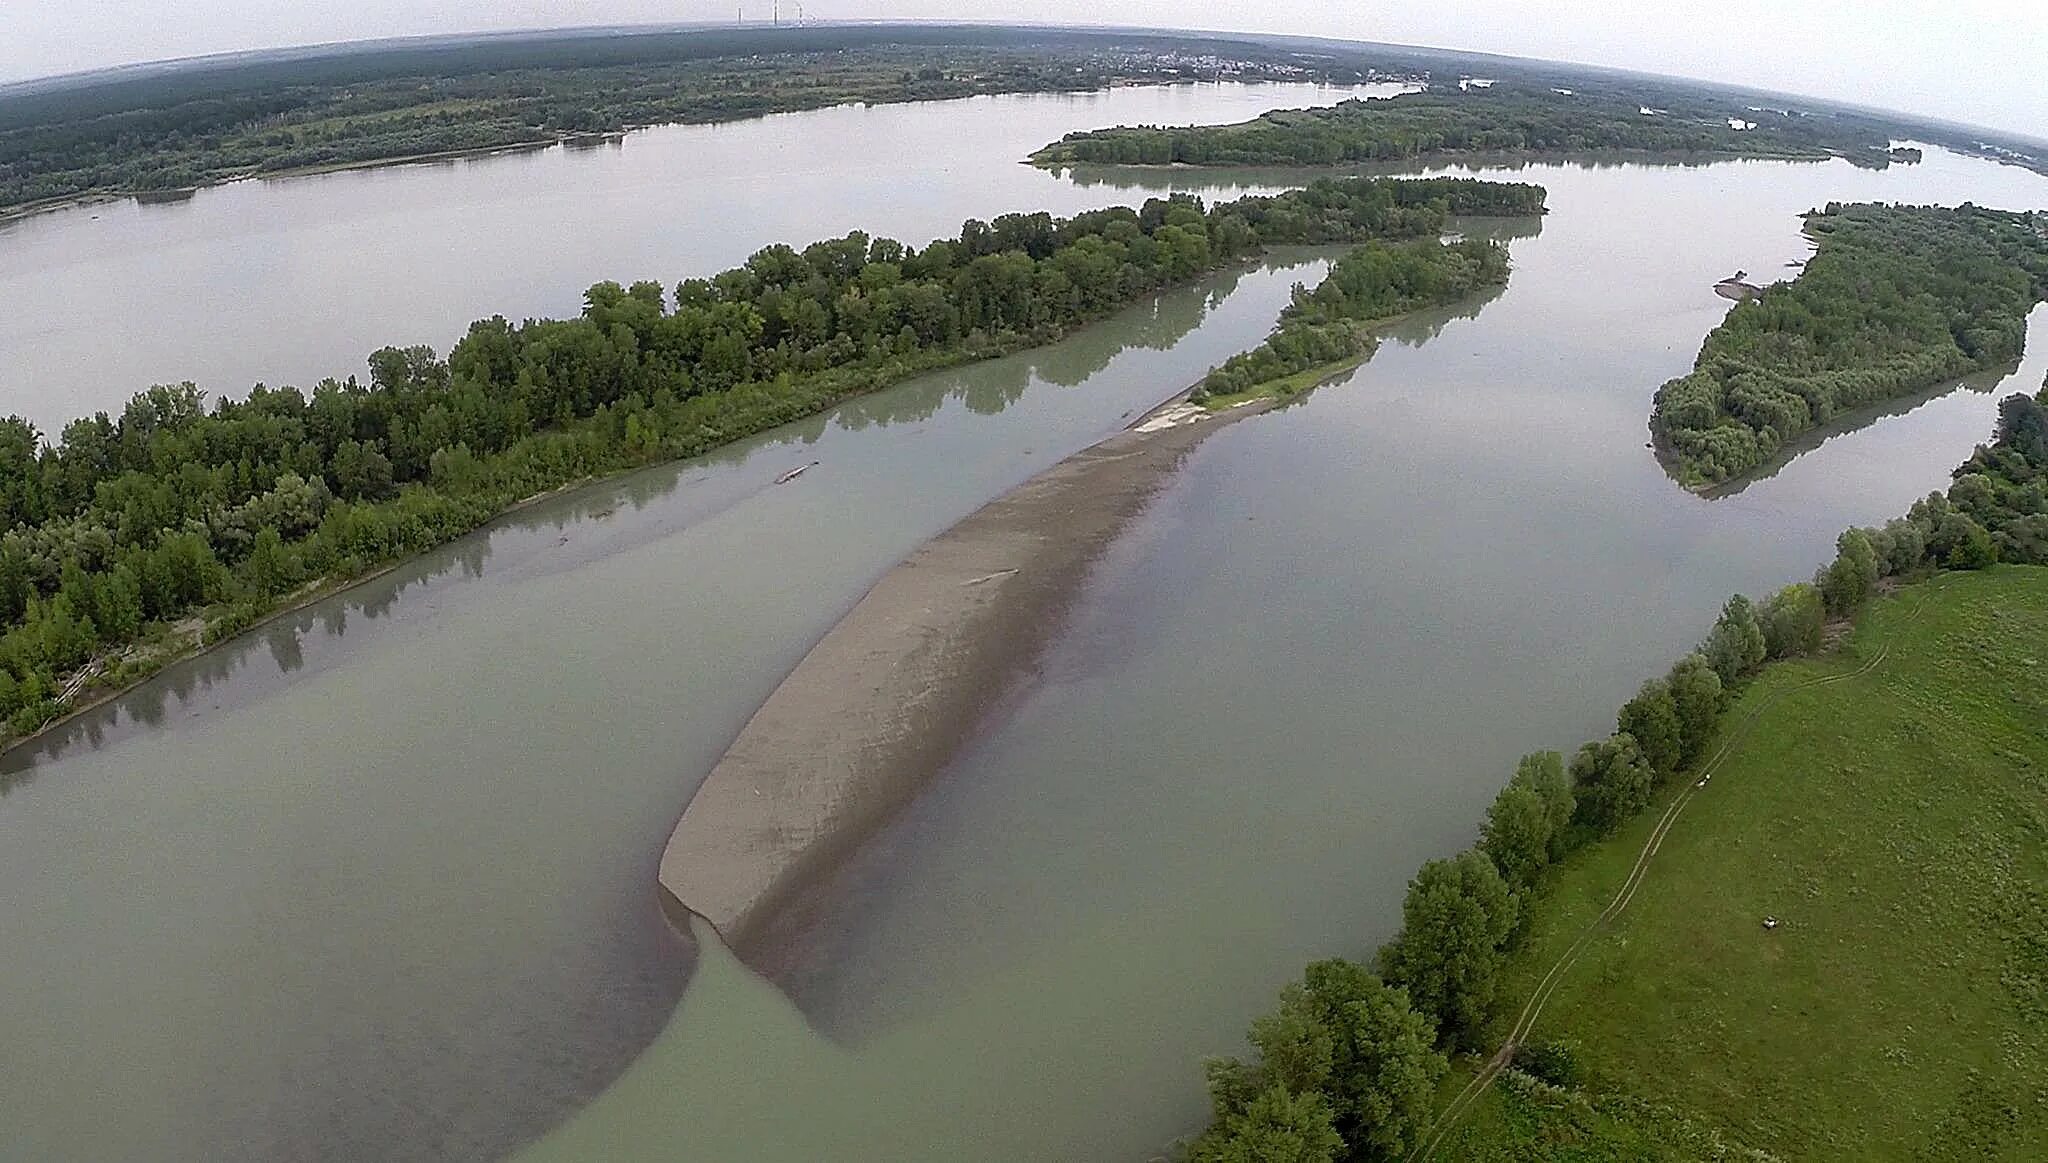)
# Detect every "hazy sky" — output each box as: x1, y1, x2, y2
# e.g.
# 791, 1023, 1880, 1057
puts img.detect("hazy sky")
0, 1, 2040, 139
